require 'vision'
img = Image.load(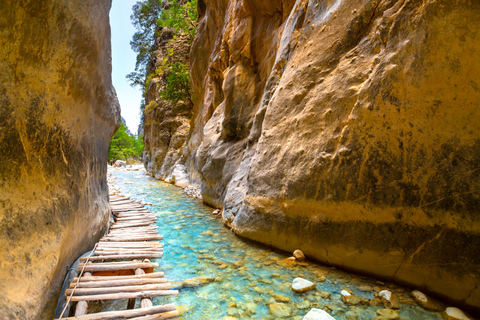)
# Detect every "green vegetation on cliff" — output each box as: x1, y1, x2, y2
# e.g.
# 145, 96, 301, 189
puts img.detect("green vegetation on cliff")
127, 0, 197, 105
108, 123, 144, 162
